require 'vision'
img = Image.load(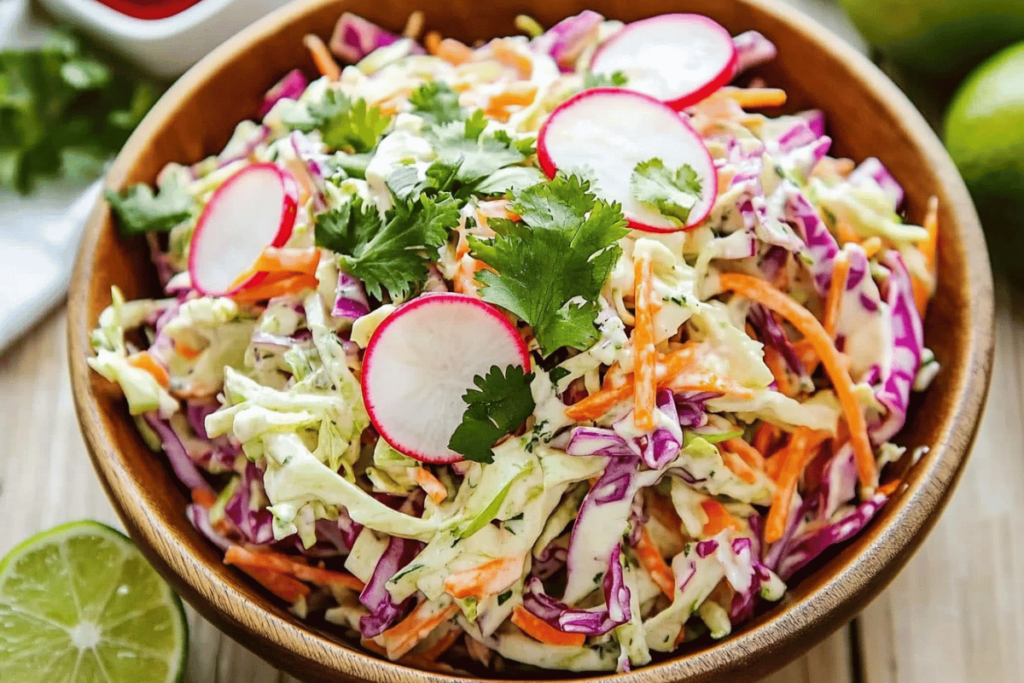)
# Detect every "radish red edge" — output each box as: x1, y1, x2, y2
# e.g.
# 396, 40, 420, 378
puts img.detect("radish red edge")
537, 87, 718, 233
188, 162, 300, 297
591, 14, 738, 112
361, 293, 532, 464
